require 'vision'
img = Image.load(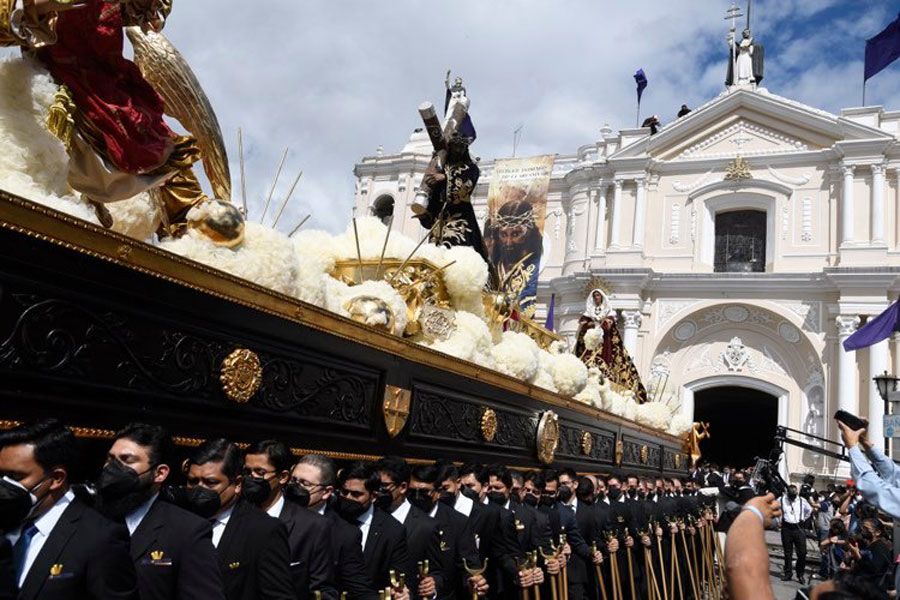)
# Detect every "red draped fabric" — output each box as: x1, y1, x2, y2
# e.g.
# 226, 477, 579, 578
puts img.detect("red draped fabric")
36, 0, 173, 174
